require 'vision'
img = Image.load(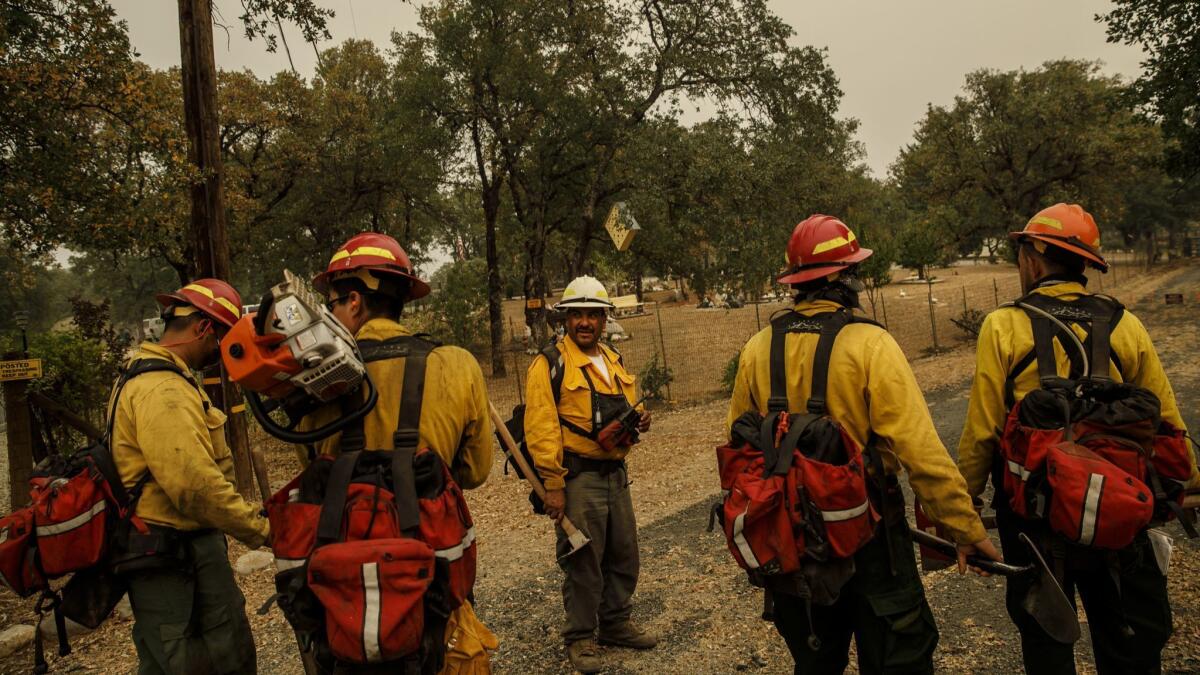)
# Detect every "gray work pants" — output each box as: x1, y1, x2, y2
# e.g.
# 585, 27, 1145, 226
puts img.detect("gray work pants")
556, 467, 640, 644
